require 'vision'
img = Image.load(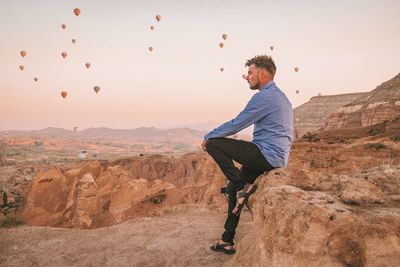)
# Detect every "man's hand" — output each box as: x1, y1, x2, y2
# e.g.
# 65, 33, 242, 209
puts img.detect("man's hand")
201, 139, 207, 151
